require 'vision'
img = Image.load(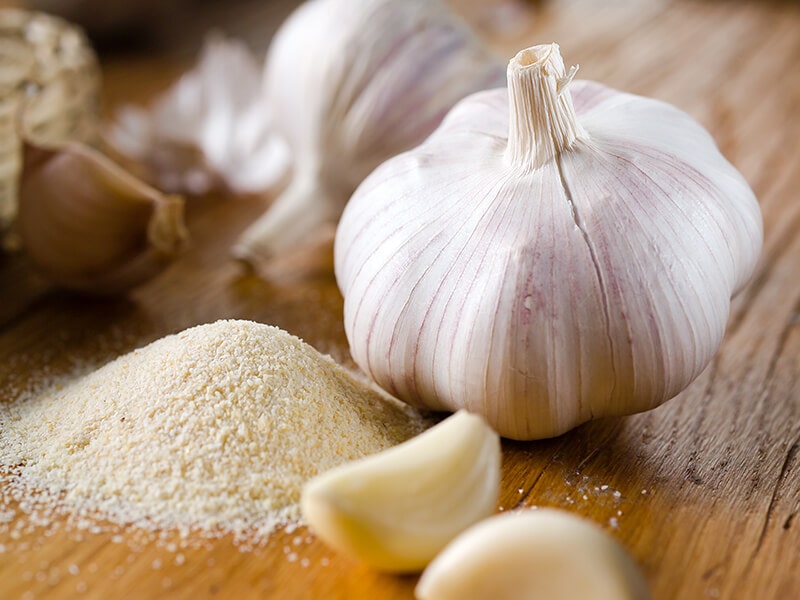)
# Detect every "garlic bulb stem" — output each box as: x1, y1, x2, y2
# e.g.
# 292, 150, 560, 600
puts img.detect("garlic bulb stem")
505, 44, 587, 170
